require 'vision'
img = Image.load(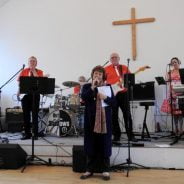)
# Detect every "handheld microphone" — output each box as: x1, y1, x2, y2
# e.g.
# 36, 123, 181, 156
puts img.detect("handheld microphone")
127, 58, 130, 62
22, 64, 25, 69
17, 95, 21, 101
94, 81, 98, 86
